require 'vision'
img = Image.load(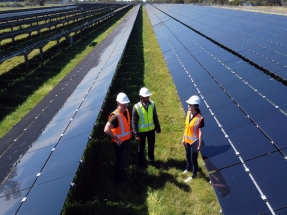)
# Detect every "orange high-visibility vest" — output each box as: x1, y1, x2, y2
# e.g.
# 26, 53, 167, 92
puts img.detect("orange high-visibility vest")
109, 109, 131, 142
184, 112, 203, 144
